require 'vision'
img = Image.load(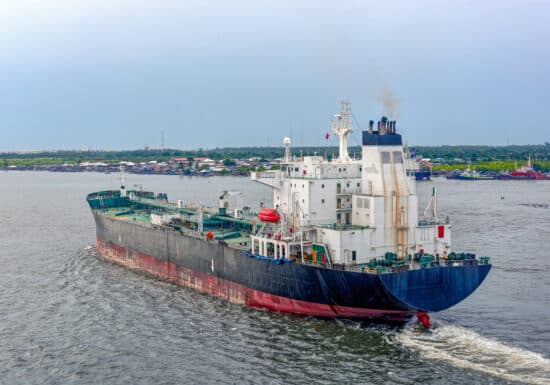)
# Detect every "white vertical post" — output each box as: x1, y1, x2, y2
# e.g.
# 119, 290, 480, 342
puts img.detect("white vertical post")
433, 187, 438, 223
260, 239, 264, 257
